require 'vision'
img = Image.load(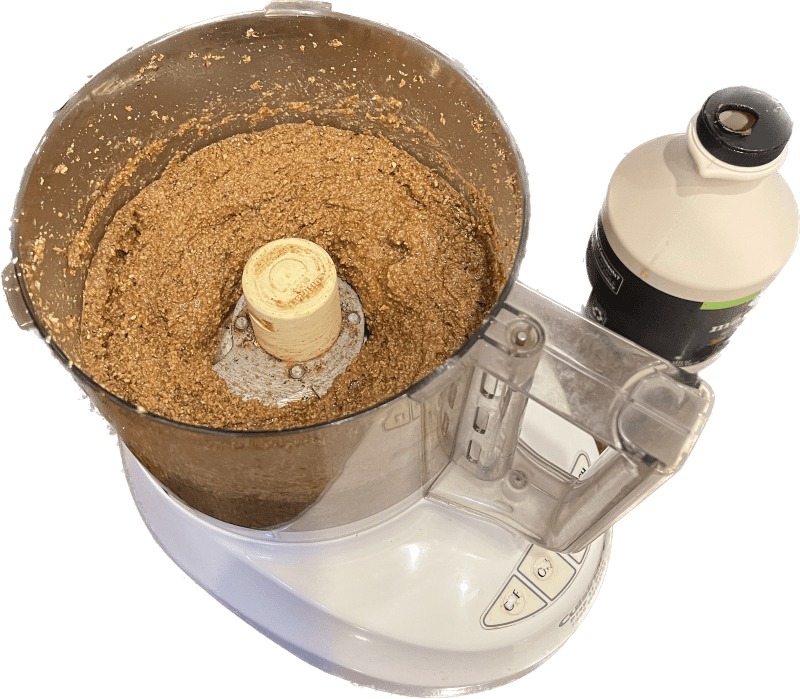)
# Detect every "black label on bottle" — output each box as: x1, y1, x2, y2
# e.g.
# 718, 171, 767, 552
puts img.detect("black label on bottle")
585, 216, 760, 367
